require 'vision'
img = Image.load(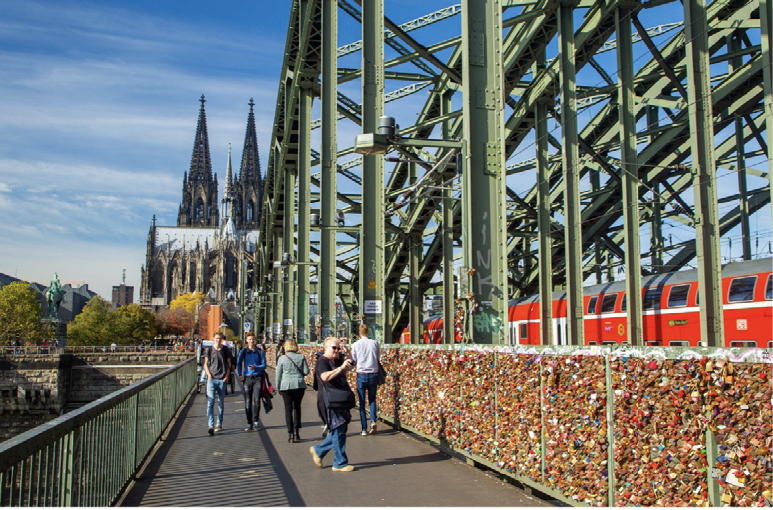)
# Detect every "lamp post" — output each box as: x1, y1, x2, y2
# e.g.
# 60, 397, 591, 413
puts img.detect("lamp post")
353, 120, 463, 344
